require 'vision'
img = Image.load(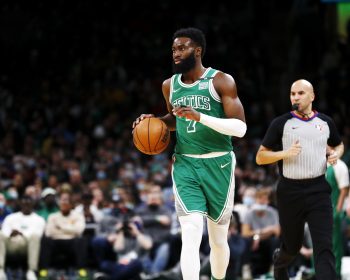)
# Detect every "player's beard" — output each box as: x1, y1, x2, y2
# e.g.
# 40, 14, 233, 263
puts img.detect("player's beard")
172, 51, 196, 74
